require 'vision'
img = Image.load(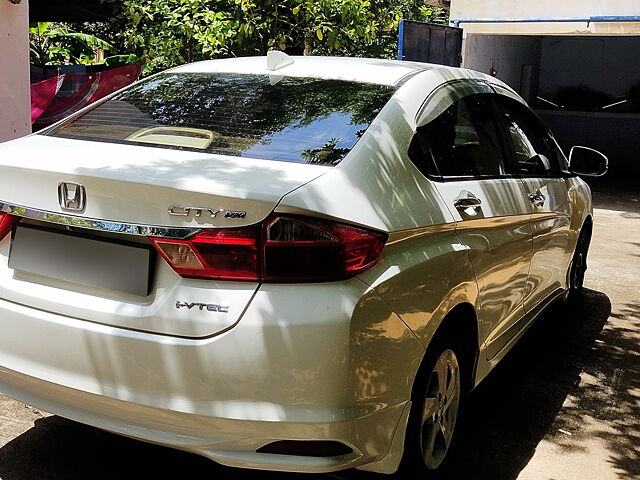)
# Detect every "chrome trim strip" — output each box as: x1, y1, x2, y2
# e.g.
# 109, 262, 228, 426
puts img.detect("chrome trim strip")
0, 201, 200, 239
